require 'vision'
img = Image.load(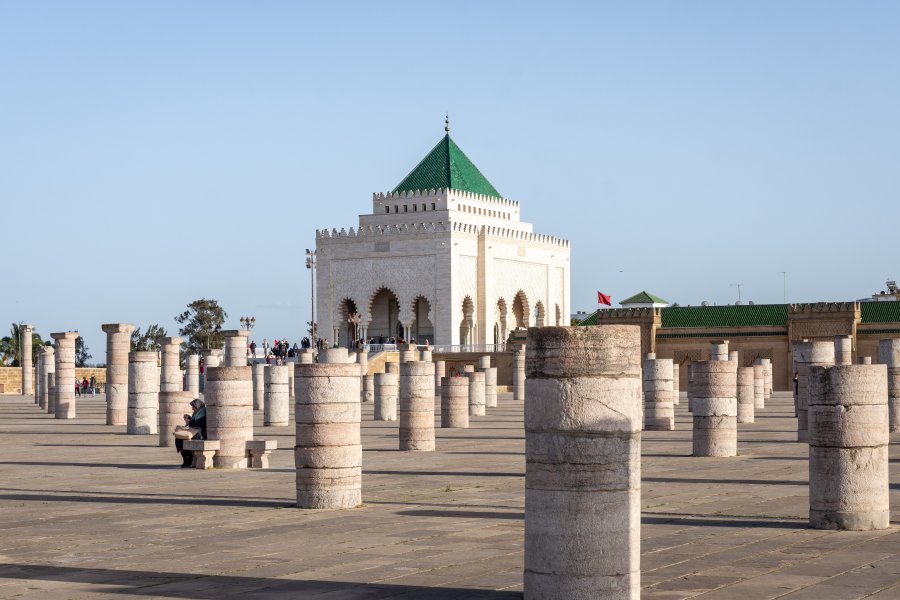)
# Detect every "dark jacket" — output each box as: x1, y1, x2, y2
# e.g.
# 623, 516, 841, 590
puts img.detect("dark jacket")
189, 407, 207, 440
176, 407, 207, 454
